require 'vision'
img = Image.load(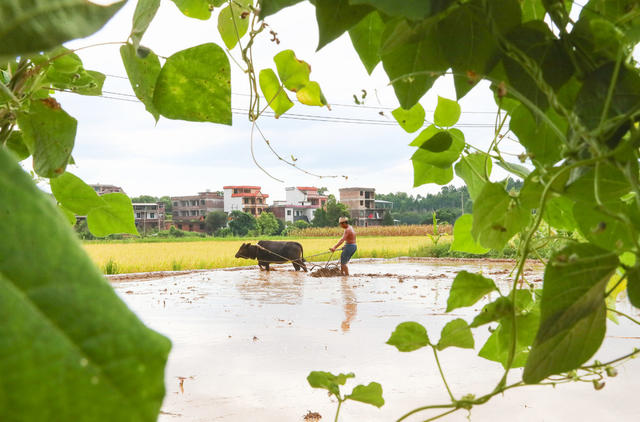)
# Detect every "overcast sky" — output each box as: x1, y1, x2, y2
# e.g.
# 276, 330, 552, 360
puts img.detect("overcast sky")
37, 0, 525, 202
